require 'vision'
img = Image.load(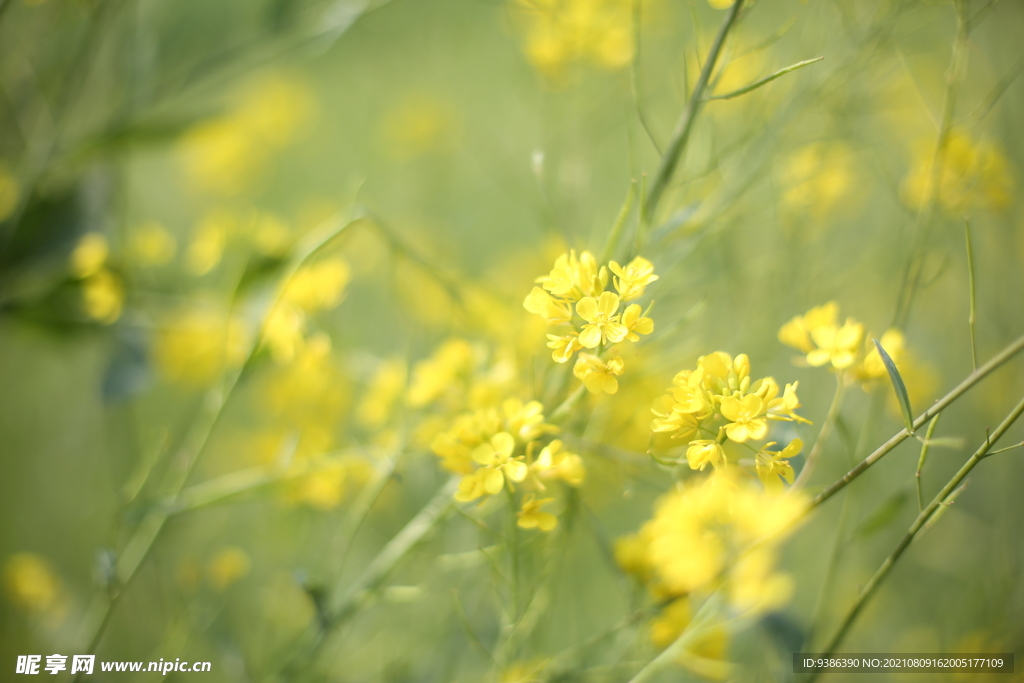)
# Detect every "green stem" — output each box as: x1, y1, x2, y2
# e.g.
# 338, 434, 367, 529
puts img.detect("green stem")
625, 593, 721, 683
915, 414, 941, 511
643, 0, 744, 220
808, 394, 1024, 681
964, 218, 978, 371
811, 331, 1024, 509
792, 374, 846, 490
